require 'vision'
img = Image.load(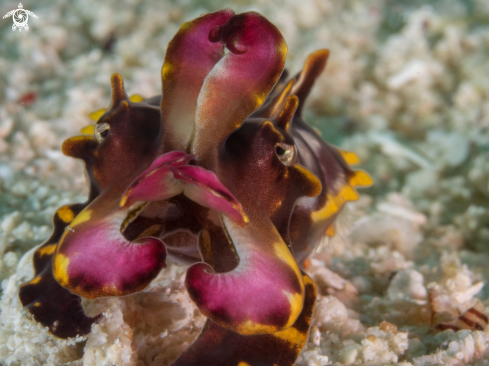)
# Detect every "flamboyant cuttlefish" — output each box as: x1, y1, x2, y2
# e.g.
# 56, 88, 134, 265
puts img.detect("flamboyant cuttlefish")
19, 9, 372, 365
